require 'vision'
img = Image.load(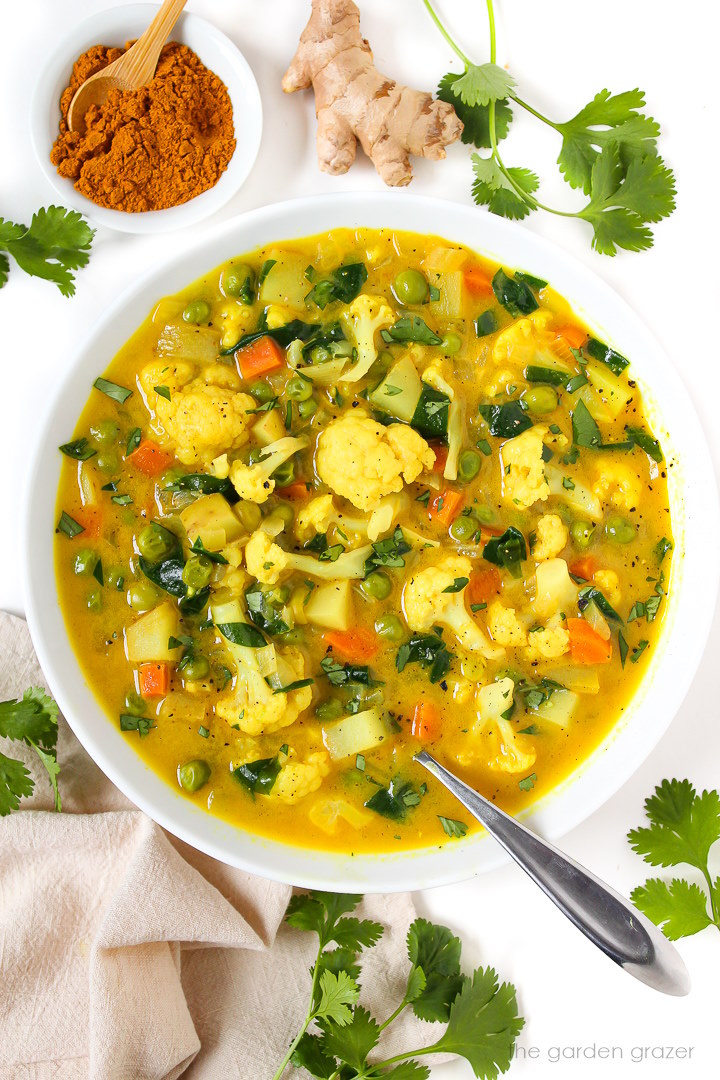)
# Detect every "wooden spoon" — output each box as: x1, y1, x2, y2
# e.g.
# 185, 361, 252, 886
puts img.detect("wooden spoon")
68, 0, 188, 132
